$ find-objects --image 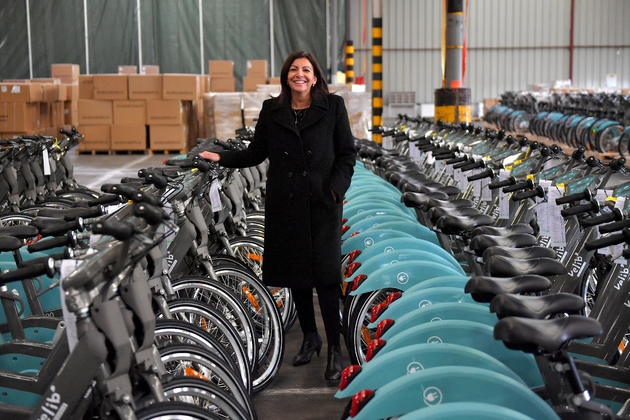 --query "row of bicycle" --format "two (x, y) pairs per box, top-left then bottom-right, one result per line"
(0, 130), (283, 419)
(334, 118), (630, 419)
